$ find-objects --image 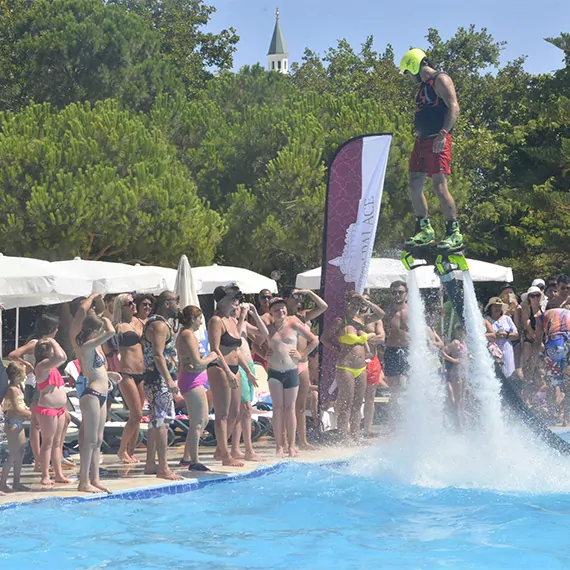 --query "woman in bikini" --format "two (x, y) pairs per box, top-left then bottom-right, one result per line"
(114, 293), (146, 464)
(76, 314), (115, 493)
(231, 302), (268, 462)
(34, 338), (70, 487)
(0, 363), (32, 492)
(176, 305), (219, 471)
(521, 286), (546, 383)
(281, 287), (328, 450)
(265, 297), (319, 458)
(321, 291), (384, 440)
(207, 284), (258, 467)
